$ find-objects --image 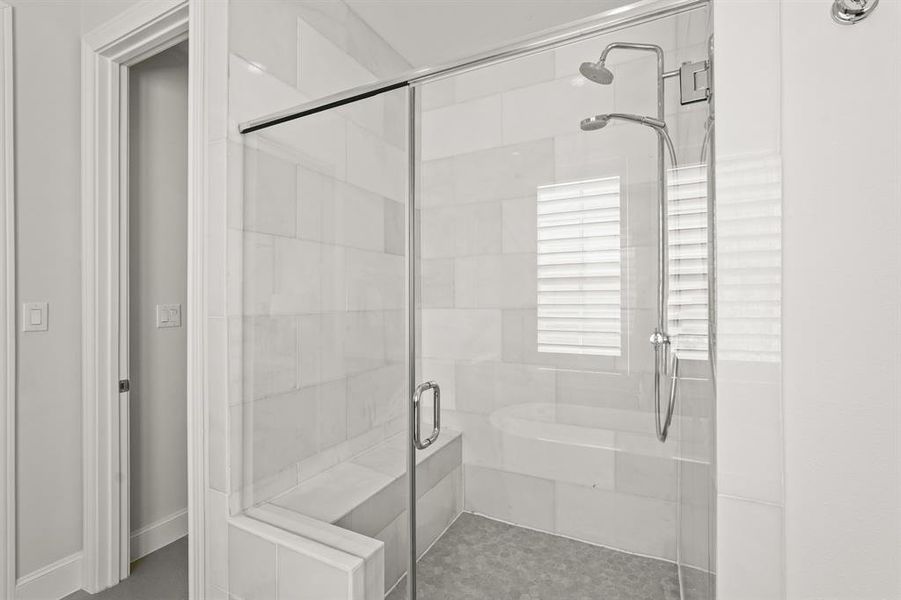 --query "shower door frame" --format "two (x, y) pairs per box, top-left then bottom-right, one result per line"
(236, 1), (712, 597)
